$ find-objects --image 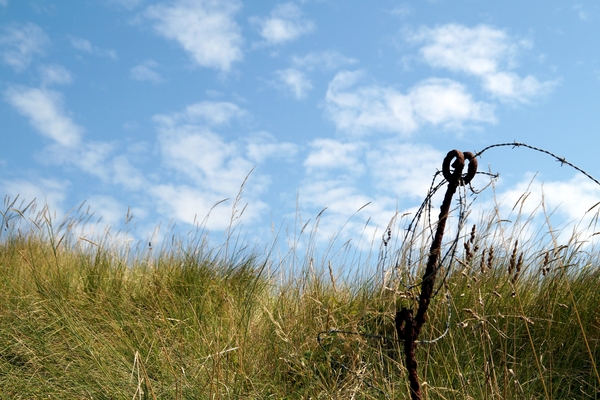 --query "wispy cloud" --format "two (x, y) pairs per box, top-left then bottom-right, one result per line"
(251, 2), (315, 45)
(4, 86), (83, 147)
(297, 139), (442, 245)
(84, 195), (128, 228)
(154, 101), (247, 127)
(0, 22), (50, 72)
(325, 70), (495, 136)
(70, 36), (117, 59)
(150, 183), (242, 229)
(152, 102), (257, 205)
(38, 64), (73, 86)
(572, 4), (590, 21)
(245, 132), (297, 164)
(143, 0), (243, 72)
(158, 127), (253, 189)
(300, 178), (372, 216)
(151, 101), (295, 229)
(366, 141), (443, 199)
(275, 68), (312, 99)
(107, 0), (143, 10)
(4, 75), (147, 194)
(390, 4), (412, 18)
(297, 176), (397, 246)
(109, 155), (147, 190)
(304, 139), (365, 175)
(291, 50), (357, 71)
(37, 136), (148, 193)
(130, 60), (163, 83)
(409, 24), (557, 103)
(274, 51), (357, 100)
